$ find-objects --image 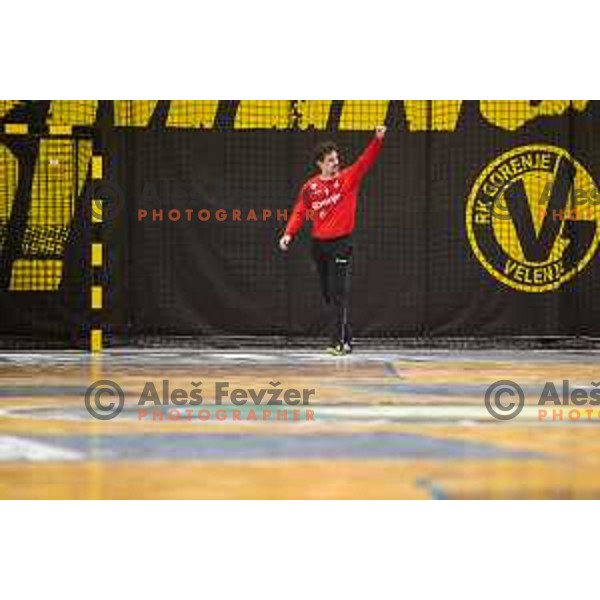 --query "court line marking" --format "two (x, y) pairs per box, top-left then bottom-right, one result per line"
(416, 478), (449, 500)
(383, 361), (402, 378)
(314, 405), (543, 422)
(0, 403), (557, 423)
(0, 436), (83, 462)
(1, 349), (600, 366)
(0, 432), (545, 462)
